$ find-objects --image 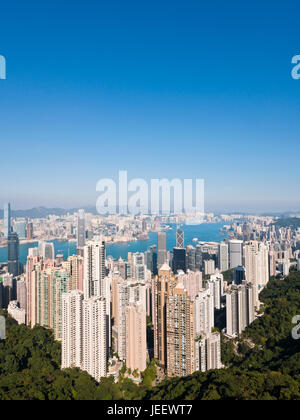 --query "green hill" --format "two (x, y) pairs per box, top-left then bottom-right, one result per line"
(1, 272), (300, 400)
